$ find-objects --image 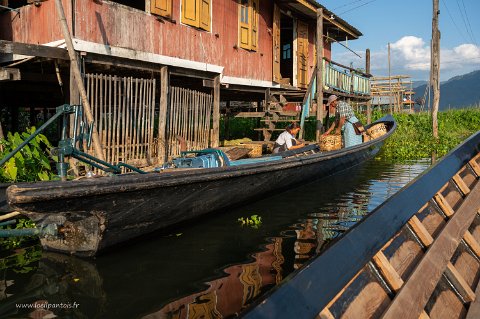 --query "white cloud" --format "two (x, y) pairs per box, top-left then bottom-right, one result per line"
(452, 44), (480, 60)
(390, 36), (430, 62)
(331, 36), (480, 80)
